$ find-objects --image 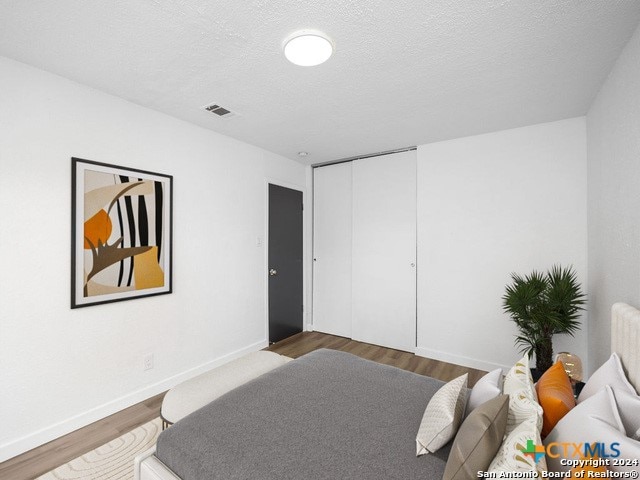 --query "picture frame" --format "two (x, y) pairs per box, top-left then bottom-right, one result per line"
(71, 157), (173, 308)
